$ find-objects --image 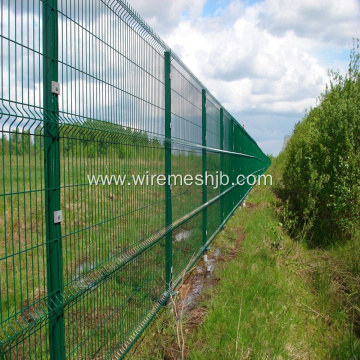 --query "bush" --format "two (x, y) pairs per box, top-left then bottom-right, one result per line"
(279, 40), (360, 245)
